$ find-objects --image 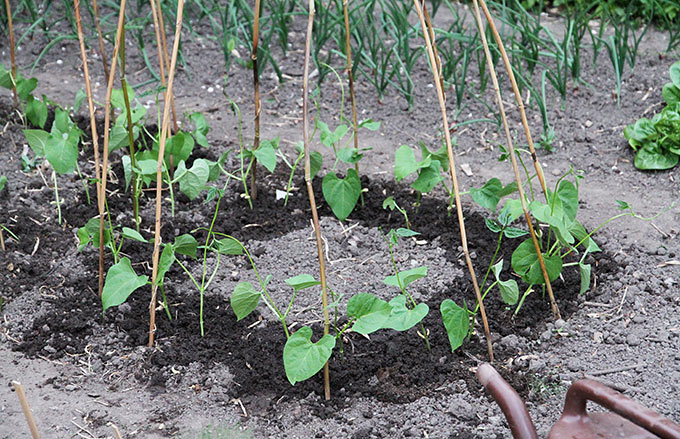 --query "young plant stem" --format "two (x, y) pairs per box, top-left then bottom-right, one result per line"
(118, 25), (141, 231)
(342, 0), (361, 203)
(477, 0), (549, 201)
(91, 0), (110, 82)
(149, 0), (184, 347)
(471, 0), (560, 320)
(52, 171), (62, 225)
(4, 0), (17, 108)
(74, 0), (105, 295)
(303, 0), (331, 400)
(250, 0), (262, 201)
(100, 0), (128, 297)
(413, 0), (494, 362)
